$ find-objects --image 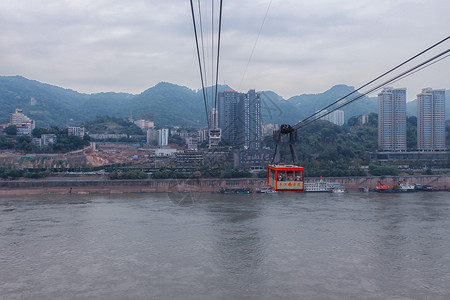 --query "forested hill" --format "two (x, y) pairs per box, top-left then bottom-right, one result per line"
(1, 76), (448, 127)
(0, 76), (206, 127)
